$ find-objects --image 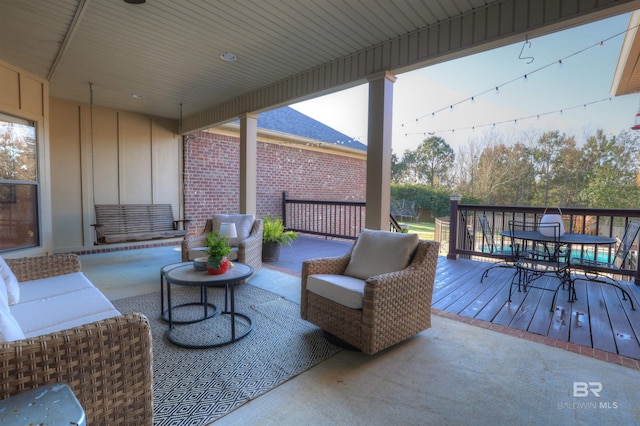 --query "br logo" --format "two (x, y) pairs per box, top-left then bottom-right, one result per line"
(573, 382), (602, 397)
